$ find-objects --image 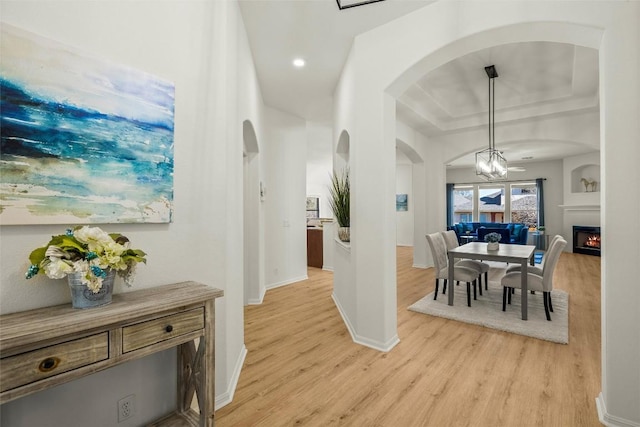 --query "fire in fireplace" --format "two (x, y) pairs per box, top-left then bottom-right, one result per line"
(573, 226), (601, 256)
